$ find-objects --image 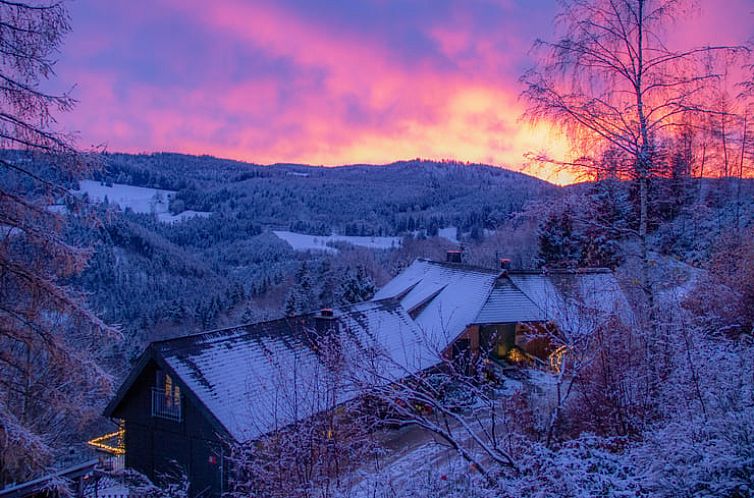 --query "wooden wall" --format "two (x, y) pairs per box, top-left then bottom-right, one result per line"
(110, 360), (228, 497)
